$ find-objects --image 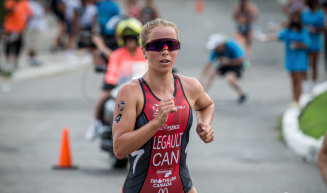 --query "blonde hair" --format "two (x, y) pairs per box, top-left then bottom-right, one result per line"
(140, 18), (179, 47)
